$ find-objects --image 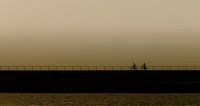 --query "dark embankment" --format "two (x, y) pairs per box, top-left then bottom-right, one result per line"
(0, 71), (200, 93)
